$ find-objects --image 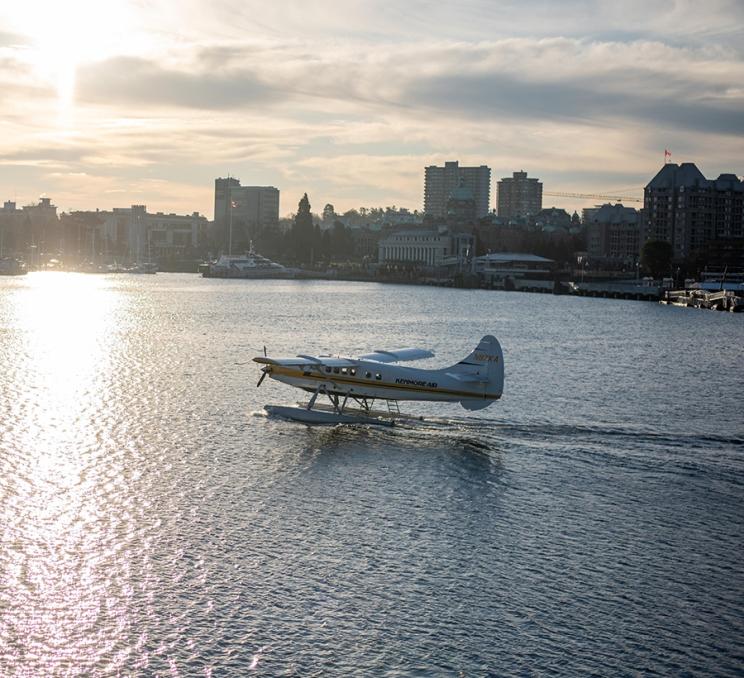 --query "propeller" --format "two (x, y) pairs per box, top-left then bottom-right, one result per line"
(256, 367), (268, 388)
